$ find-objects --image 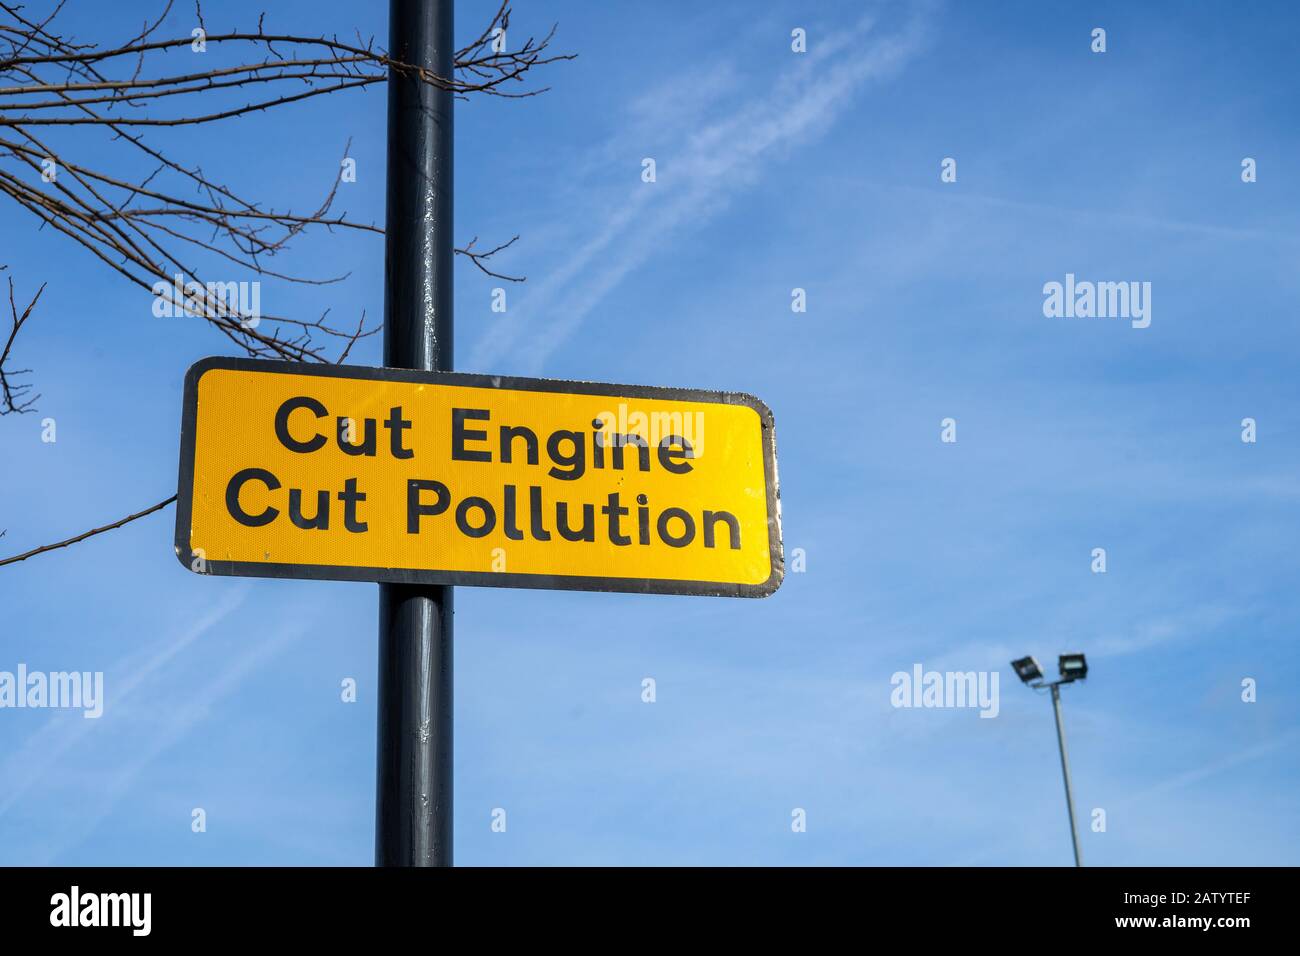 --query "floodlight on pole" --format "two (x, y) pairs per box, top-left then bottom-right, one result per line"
(1011, 652), (1088, 867)
(1058, 653), (1088, 682)
(1012, 656), (1043, 684)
